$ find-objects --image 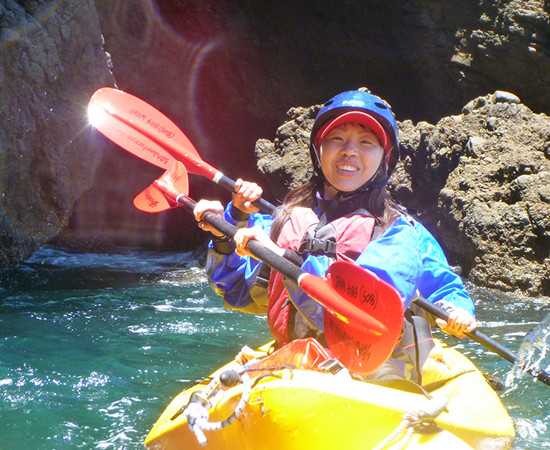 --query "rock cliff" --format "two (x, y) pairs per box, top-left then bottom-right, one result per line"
(0, 0), (114, 265)
(396, 92), (550, 296)
(256, 90), (550, 295)
(1, 0), (549, 297)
